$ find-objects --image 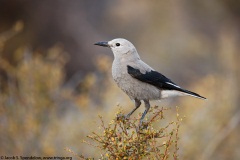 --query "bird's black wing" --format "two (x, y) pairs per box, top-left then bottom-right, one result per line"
(127, 65), (180, 90)
(127, 65), (206, 99)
